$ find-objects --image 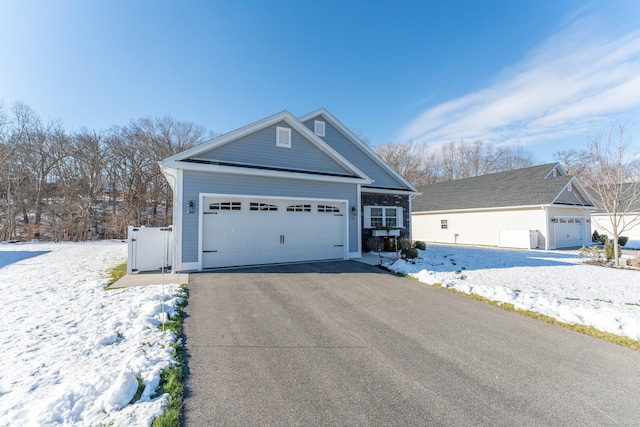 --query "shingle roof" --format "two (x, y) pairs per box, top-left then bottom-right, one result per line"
(587, 183), (640, 214)
(413, 163), (582, 212)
